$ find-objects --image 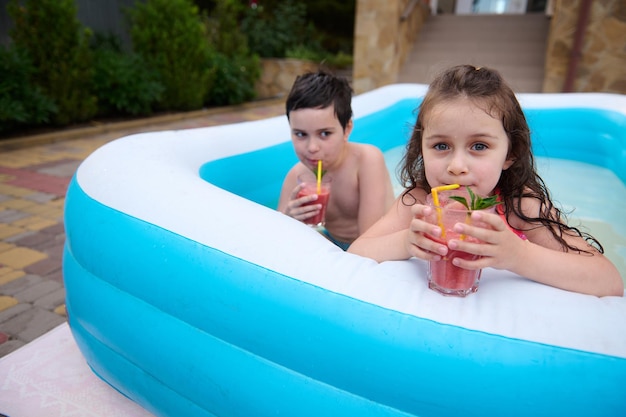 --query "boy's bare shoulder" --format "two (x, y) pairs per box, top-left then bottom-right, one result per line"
(348, 142), (385, 161)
